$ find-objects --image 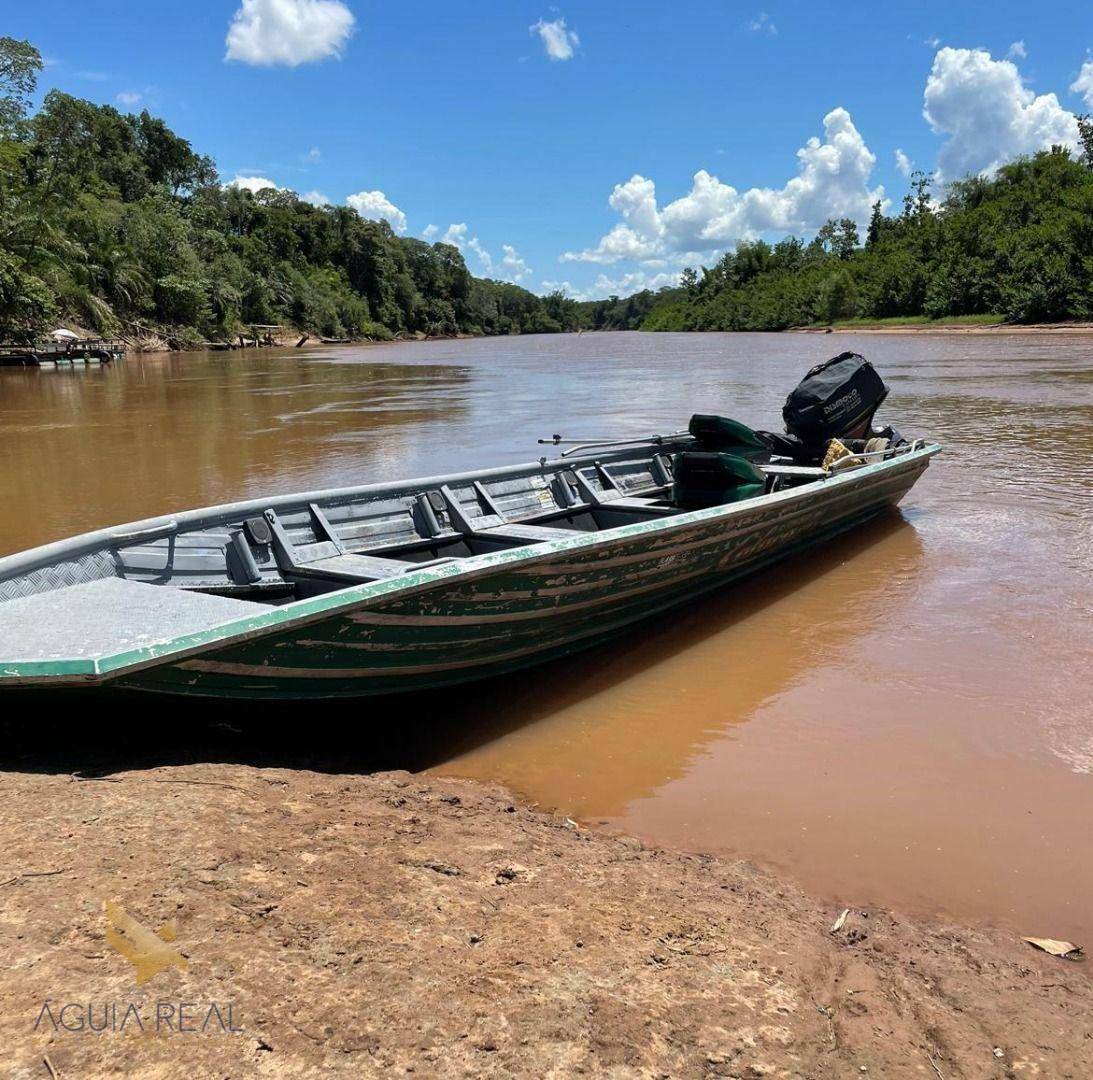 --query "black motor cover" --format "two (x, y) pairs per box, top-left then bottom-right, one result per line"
(782, 352), (888, 448)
